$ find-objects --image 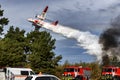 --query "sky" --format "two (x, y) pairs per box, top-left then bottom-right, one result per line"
(0, 0), (120, 64)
